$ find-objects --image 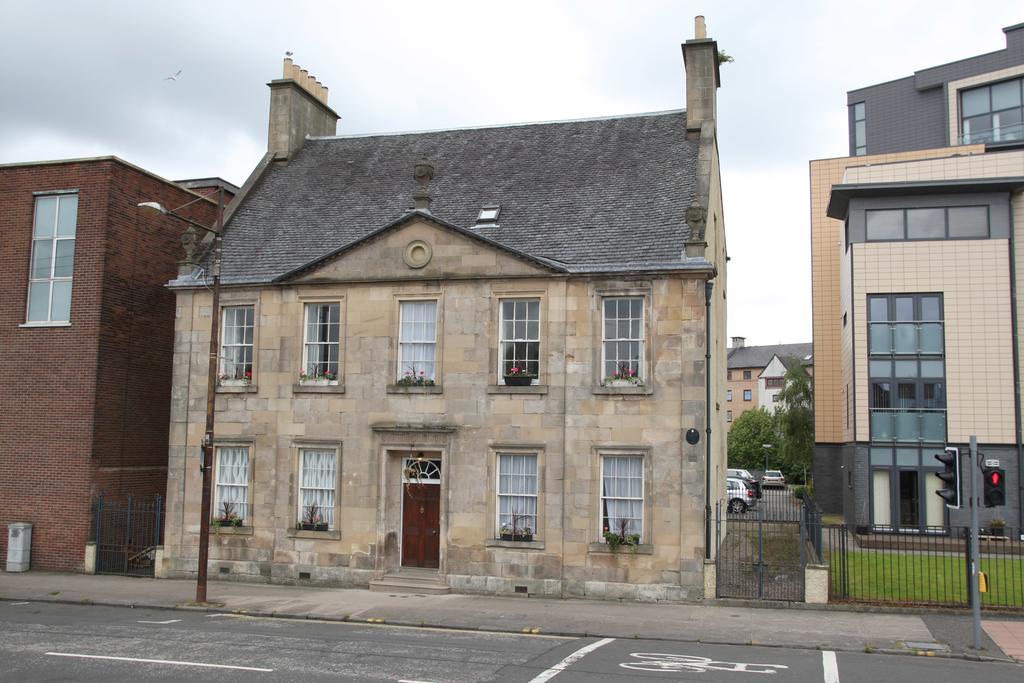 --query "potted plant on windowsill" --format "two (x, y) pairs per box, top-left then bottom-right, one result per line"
(502, 363), (536, 387)
(602, 361), (642, 387)
(298, 368), (338, 386)
(988, 517), (1006, 537)
(218, 371), (252, 387)
(396, 367), (436, 387)
(299, 504), (329, 532)
(213, 501), (244, 528)
(499, 511), (533, 541)
(603, 518), (640, 553)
